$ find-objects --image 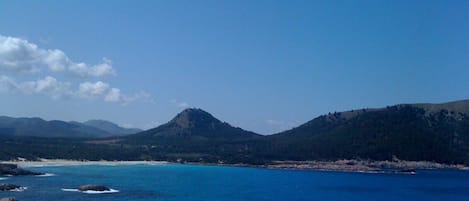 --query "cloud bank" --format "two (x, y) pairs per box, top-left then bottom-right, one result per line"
(0, 35), (115, 77)
(0, 75), (72, 99)
(0, 34), (151, 105)
(0, 75), (149, 104)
